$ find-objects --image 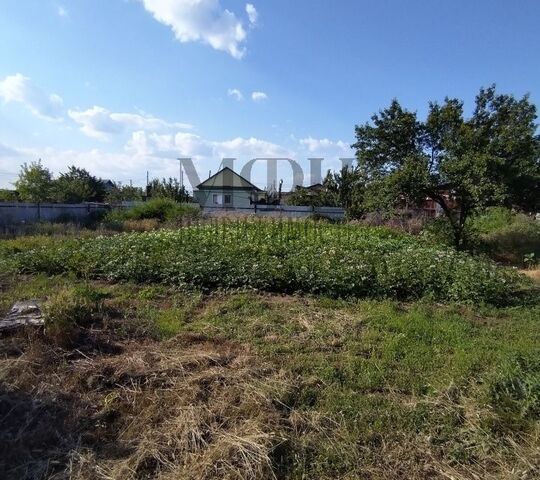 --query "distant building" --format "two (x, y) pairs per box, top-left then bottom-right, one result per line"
(281, 183), (325, 206)
(102, 179), (116, 192)
(194, 167), (262, 209)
